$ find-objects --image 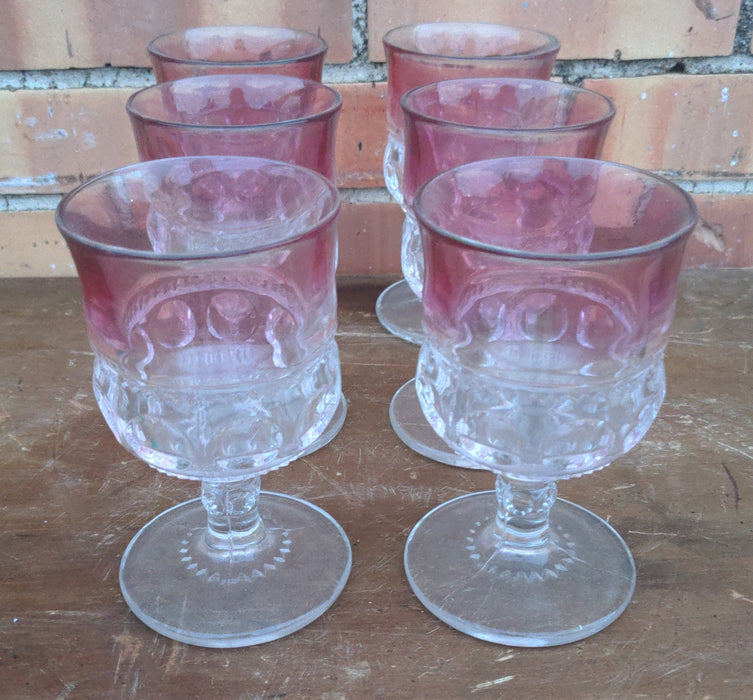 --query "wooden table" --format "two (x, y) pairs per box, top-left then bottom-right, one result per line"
(1, 270), (751, 698)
